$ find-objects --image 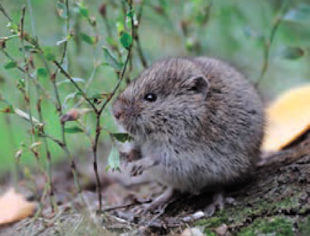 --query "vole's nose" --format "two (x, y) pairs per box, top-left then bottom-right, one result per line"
(112, 100), (123, 120)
